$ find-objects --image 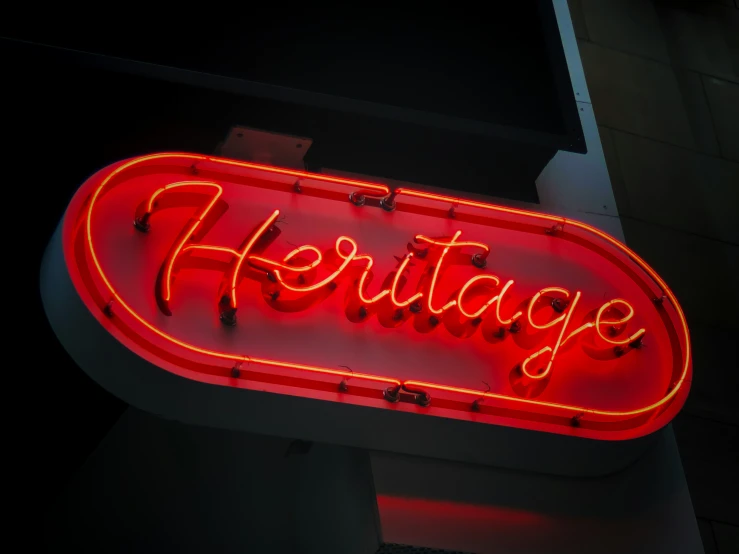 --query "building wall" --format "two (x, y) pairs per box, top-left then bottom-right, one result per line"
(568, 1), (739, 552)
